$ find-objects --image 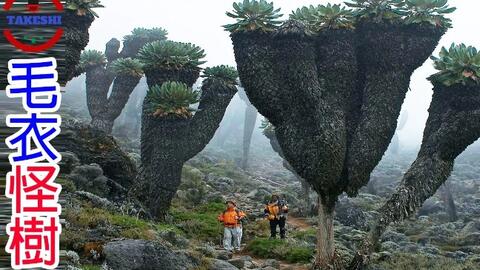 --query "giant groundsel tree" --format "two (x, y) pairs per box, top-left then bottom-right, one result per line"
(225, 0), (453, 268)
(64, 0), (104, 84)
(349, 43), (480, 269)
(130, 40), (238, 219)
(261, 120), (313, 215)
(78, 28), (167, 132)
